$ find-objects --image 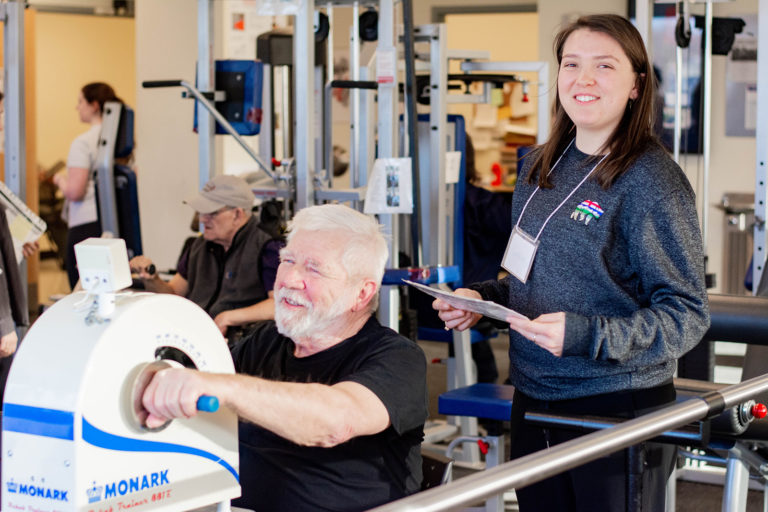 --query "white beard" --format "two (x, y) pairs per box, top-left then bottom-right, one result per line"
(274, 288), (352, 340)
